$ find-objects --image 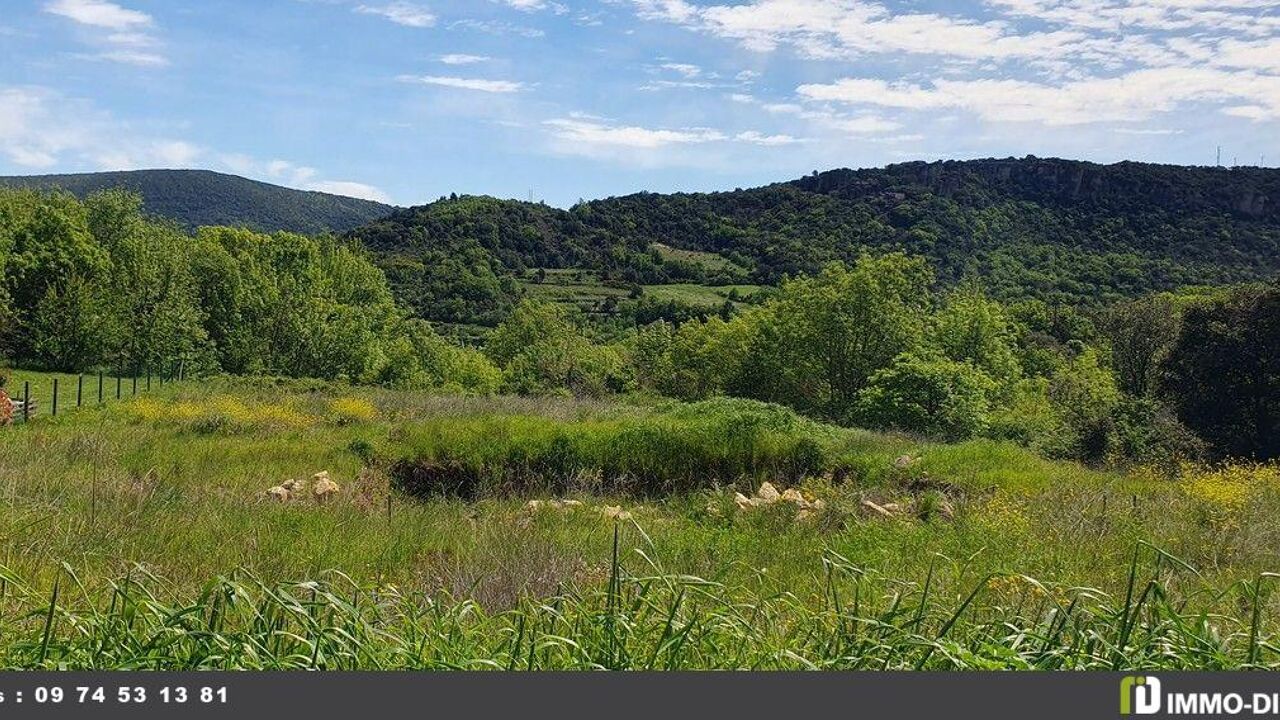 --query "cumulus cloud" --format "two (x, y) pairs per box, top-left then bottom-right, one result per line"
(629, 0), (1086, 65)
(541, 116), (812, 165)
(630, 0), (1280, 134)
(735, 130), (804, 145)
(397, 74), (525, 93)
